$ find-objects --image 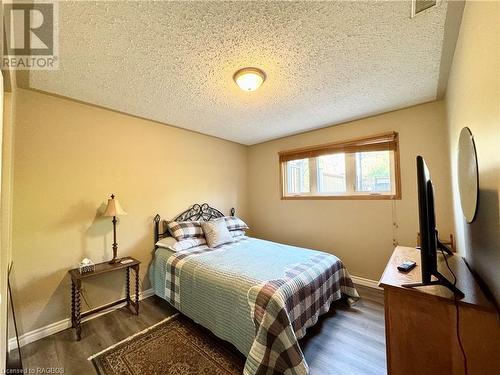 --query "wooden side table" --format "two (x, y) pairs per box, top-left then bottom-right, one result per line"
(68, 257), (140, 341)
